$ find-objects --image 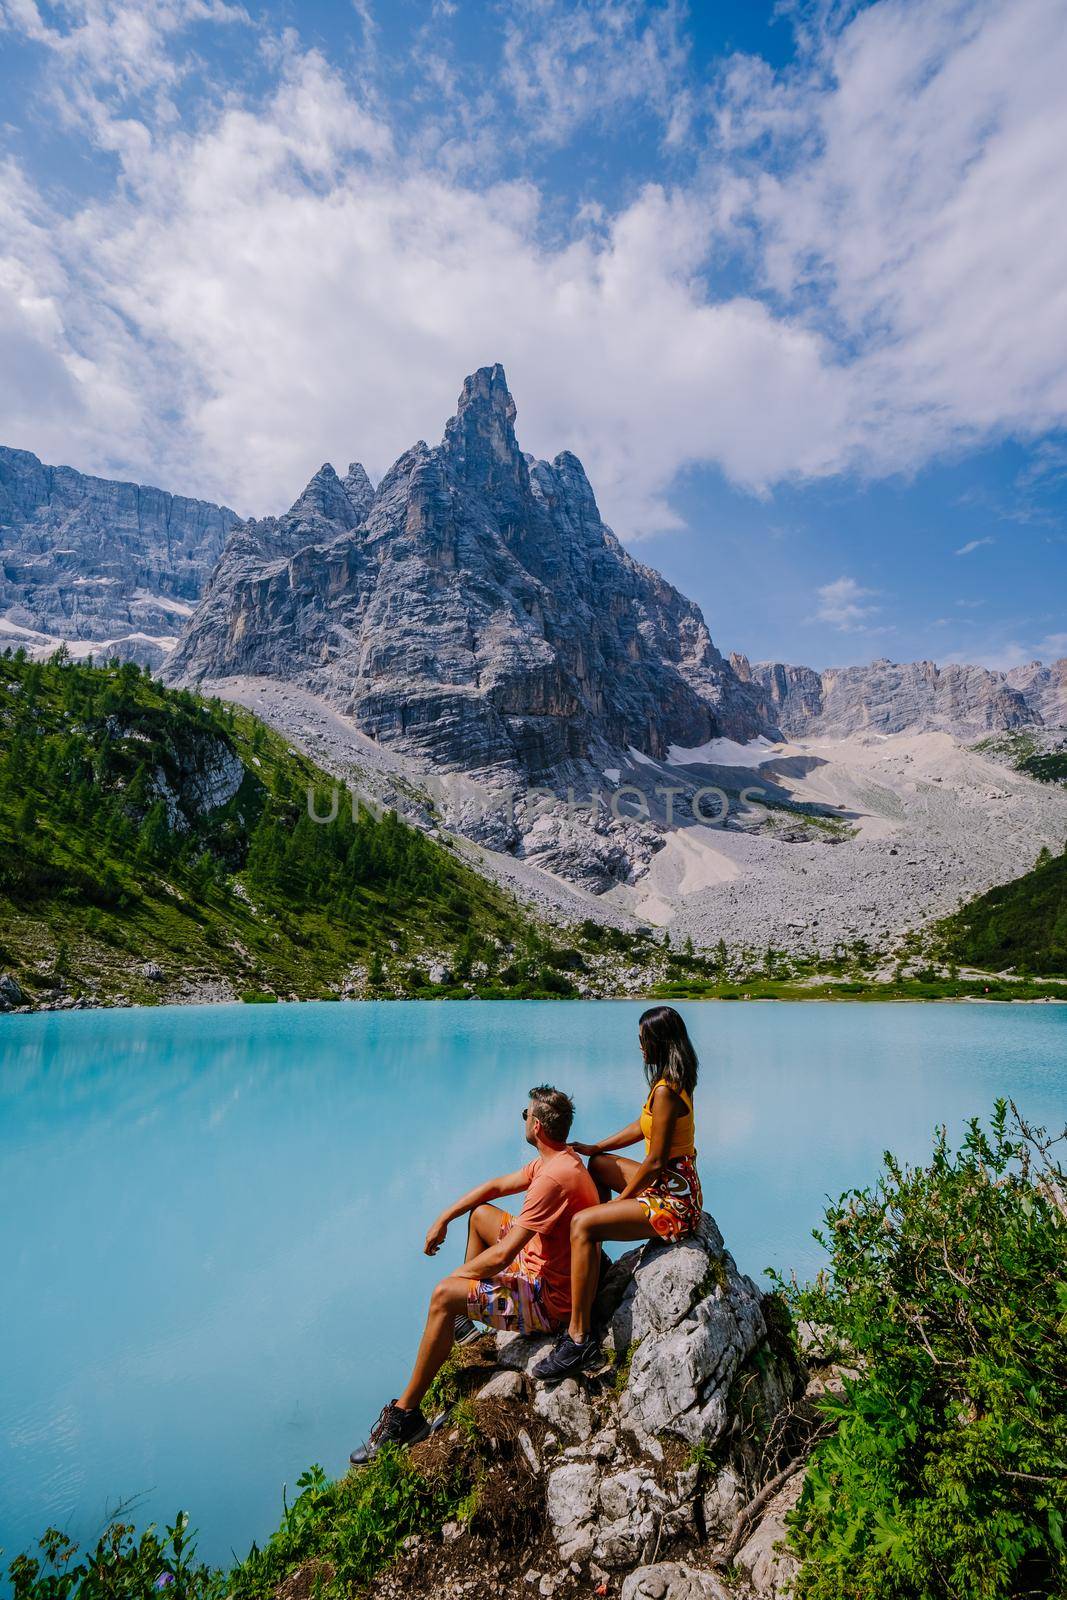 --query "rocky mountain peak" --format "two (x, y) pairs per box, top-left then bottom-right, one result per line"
(343, 462), (375, 520)
(290, 462), (364, 531)
(442, 363), (528, 516)
(167, 366), (774, 827)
